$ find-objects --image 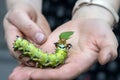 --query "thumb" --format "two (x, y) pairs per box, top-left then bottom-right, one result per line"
(7, 12), (46, 44)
